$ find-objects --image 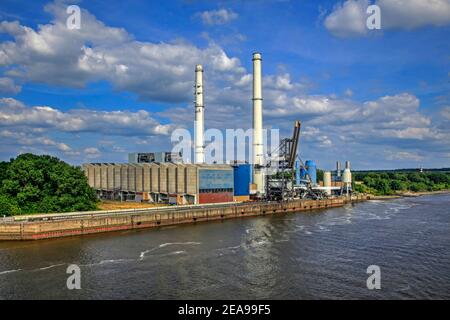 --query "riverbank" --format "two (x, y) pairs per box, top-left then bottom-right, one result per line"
(0, 196), (369, 241)
(363, 189), (449, 200)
